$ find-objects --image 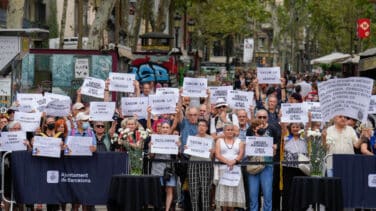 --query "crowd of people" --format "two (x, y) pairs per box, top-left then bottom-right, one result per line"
(0, 68), (375, 211)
